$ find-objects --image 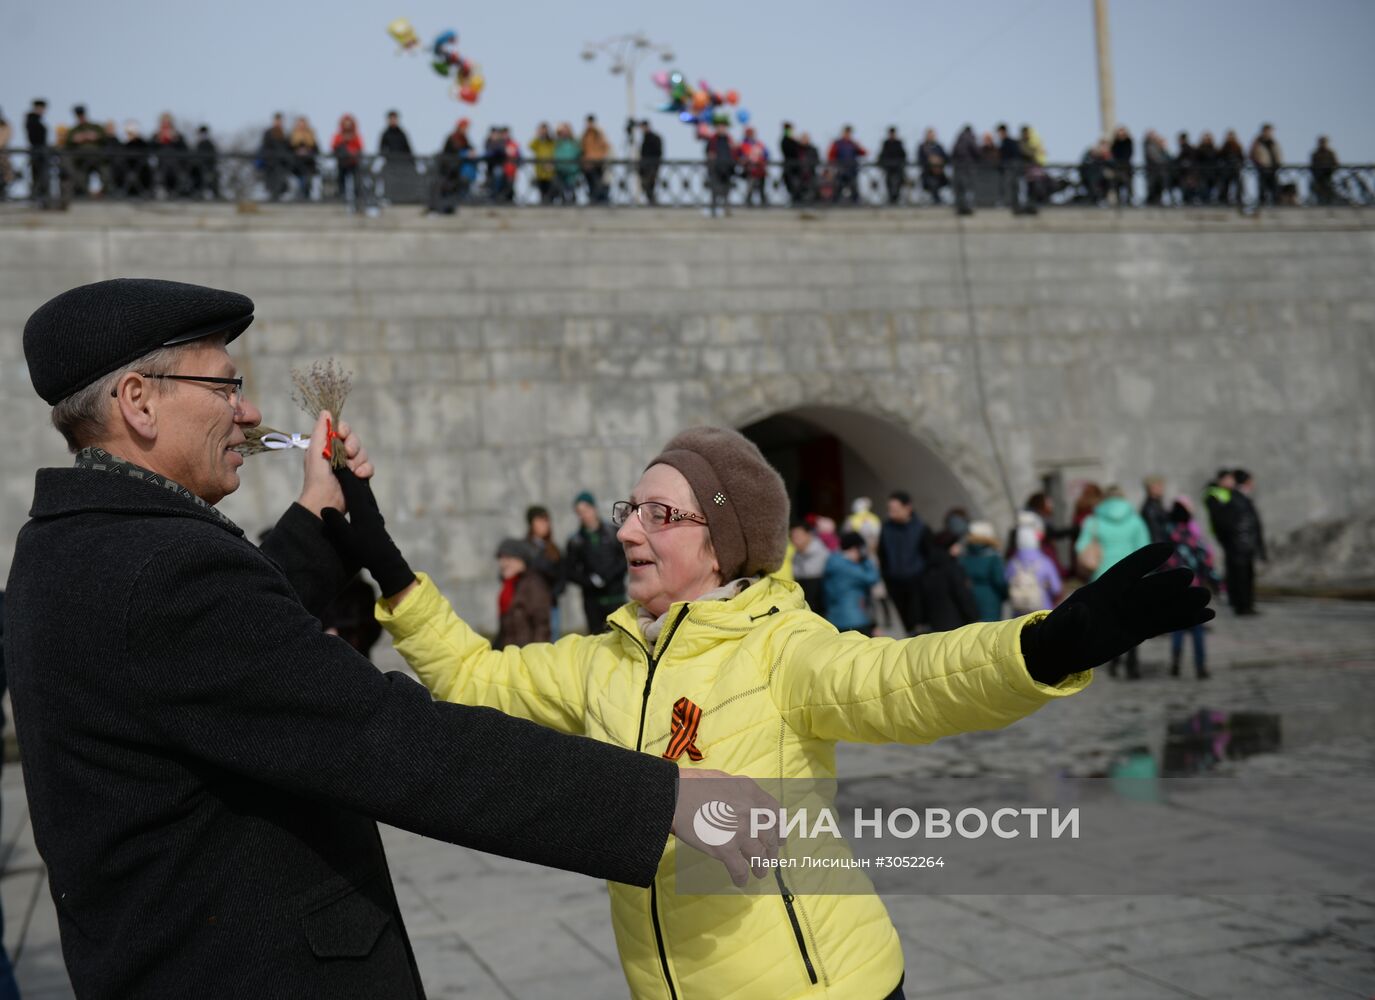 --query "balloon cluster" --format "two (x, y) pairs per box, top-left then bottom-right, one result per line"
(431, 30), (485, 103)
(652, 71), (750, 140)
(386, 19), (485, 103)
